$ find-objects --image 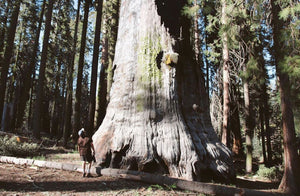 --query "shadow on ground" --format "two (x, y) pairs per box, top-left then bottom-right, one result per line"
(0, 178), (150, 193)
(235, 178), (280, 190)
